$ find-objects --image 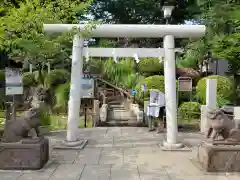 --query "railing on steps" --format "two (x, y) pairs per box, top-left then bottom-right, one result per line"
(96, 78), (132, 105)
(95, 78), (144, 125)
